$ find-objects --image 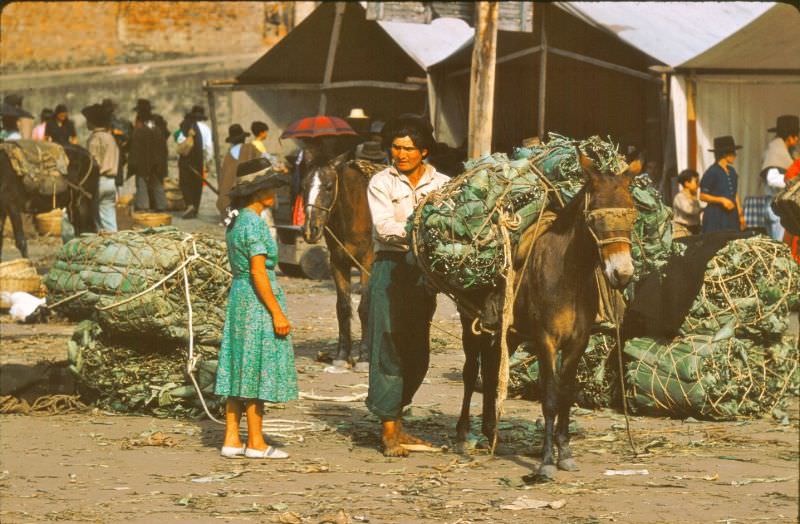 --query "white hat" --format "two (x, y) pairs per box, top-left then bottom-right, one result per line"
(347, 108), (368, 119)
